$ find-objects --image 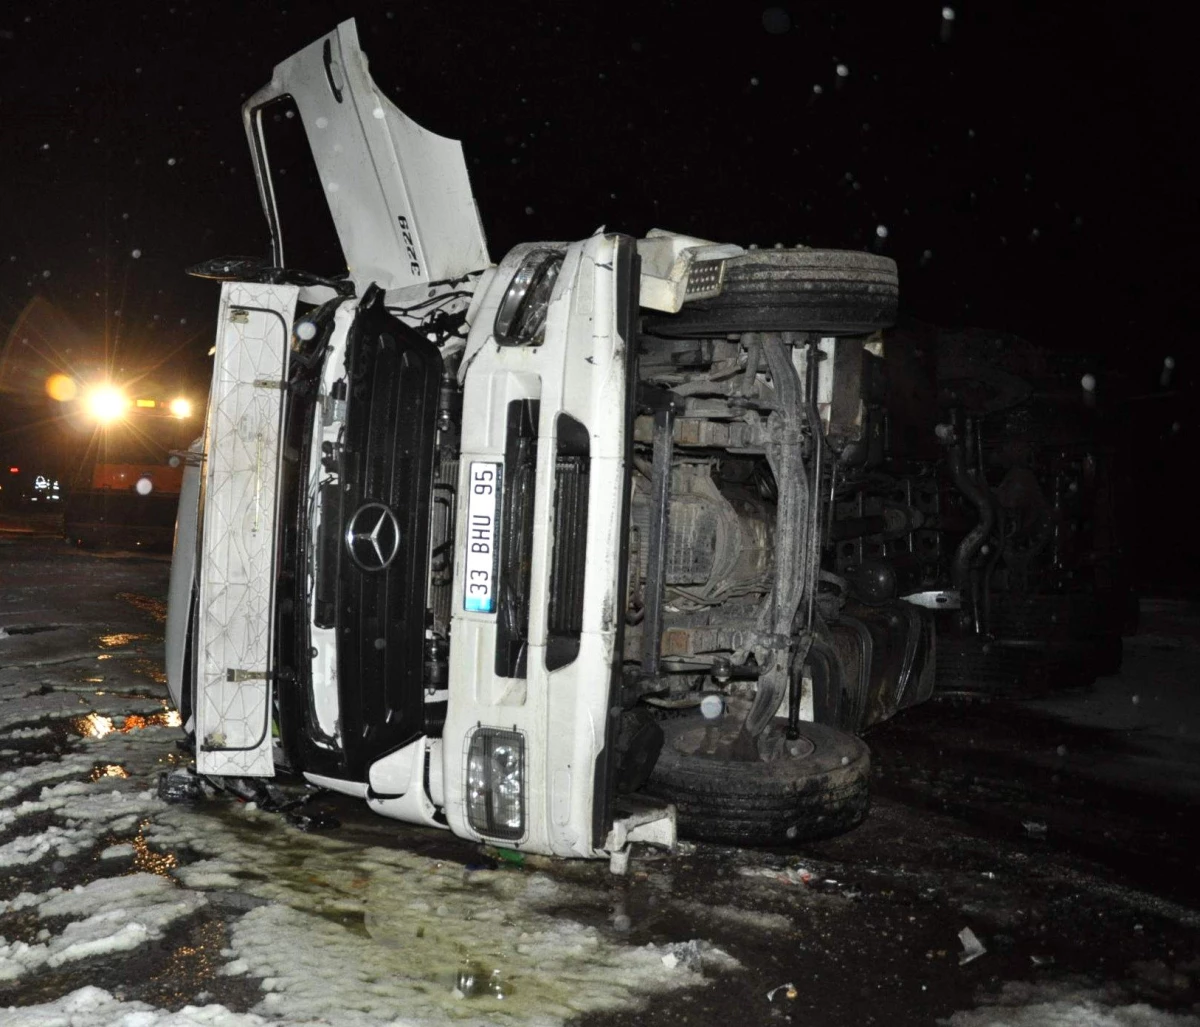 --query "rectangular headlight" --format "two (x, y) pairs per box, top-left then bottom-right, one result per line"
(466, 728), (525, 840)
